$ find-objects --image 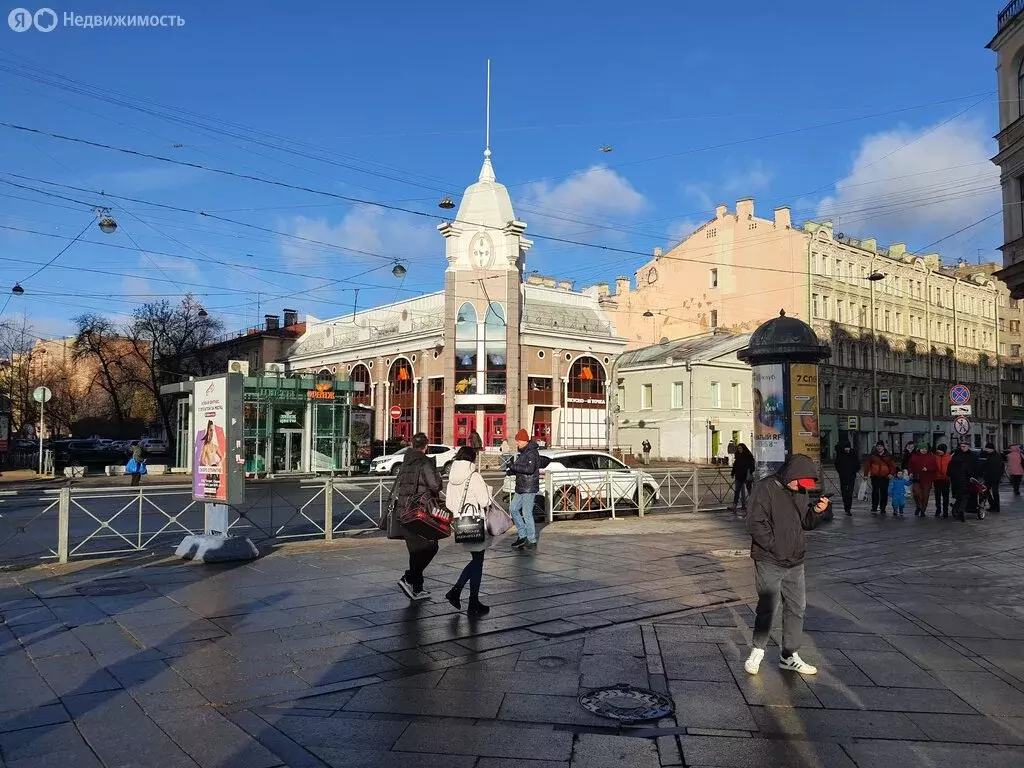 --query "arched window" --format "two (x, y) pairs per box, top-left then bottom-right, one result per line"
(388, 358), (414, 441)
(566, 356), (606, 404)
(351, 364), (371, 407)
(455, 302), (478, 394)
(484, 303), (506, 395)
(563, 356), (607, 448)
(1018, 56), (1024, 117)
